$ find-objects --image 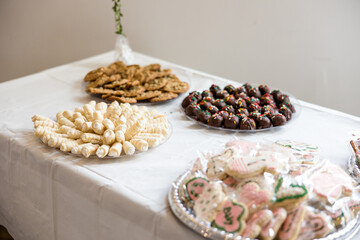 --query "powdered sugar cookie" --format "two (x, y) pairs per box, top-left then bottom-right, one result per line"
(241, 209), (273, 239)
(298, 208), (332, 240)
(194, 182), (226, 222)
(311, 163), (354, 202)
(278, 205), (306, 240)
(273, 177), (308, 209)
(237, 181), (272, 214)
(184, 177), (209, 201)
(260, 208), (287, 240)
(212, 199), (248, 234)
